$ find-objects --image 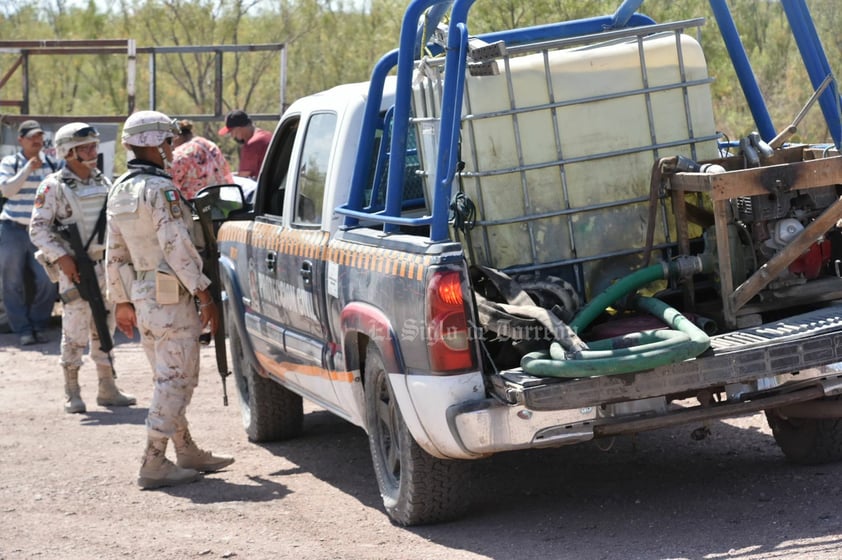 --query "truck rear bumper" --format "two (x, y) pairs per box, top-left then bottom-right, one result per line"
(422, 305), (842, 458)
(451, 372), (842, 455)
(448, 305), (842, 456)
